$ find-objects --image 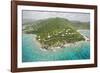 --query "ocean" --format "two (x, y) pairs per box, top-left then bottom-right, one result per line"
(22, 30), (90, 62)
